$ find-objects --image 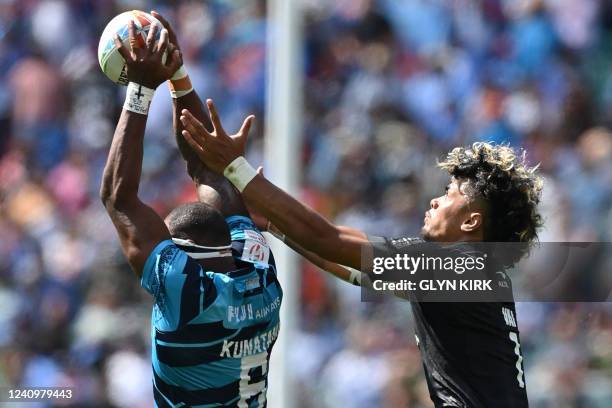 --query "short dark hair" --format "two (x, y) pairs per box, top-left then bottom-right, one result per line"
(438, 142), (543, 245)
(165, 202), (231, 247)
